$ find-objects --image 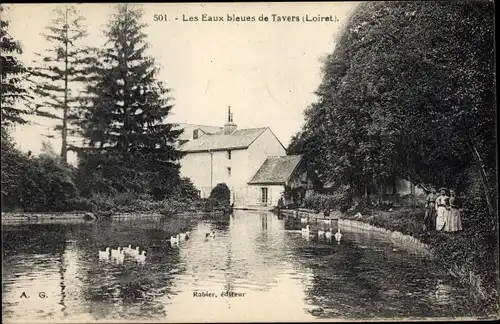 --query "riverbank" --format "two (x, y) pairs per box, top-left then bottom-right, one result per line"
(277, 207), (498, 314)
(1, 208), (231, 226)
